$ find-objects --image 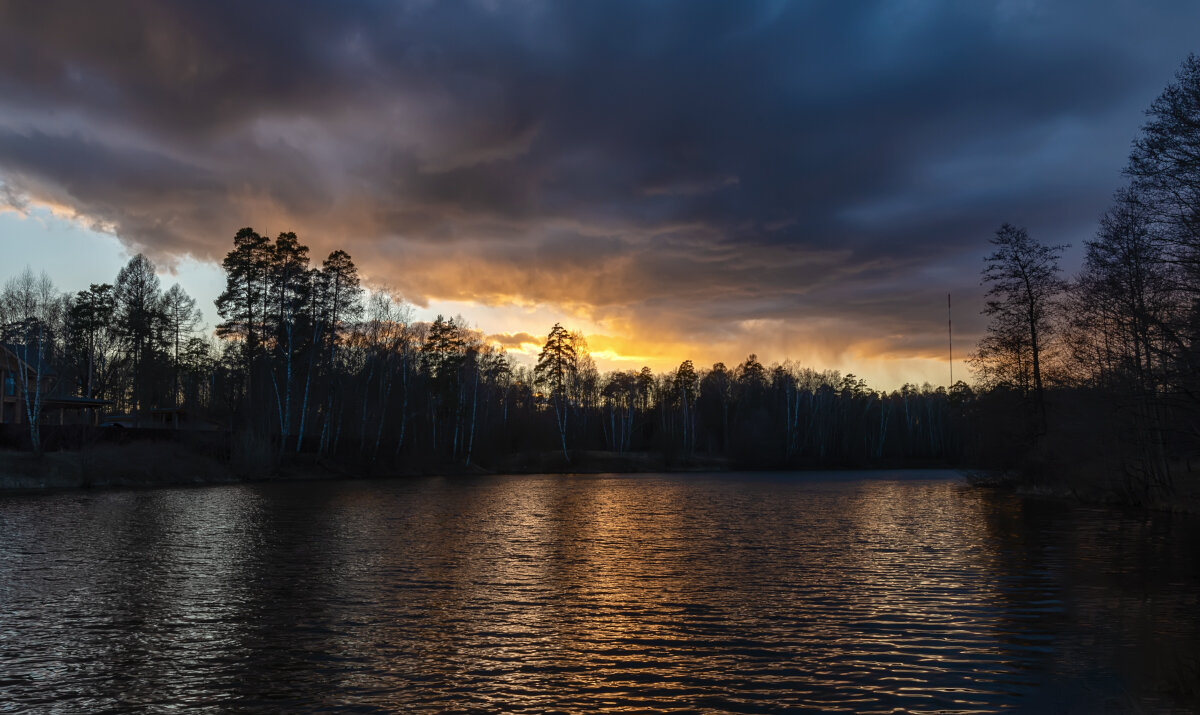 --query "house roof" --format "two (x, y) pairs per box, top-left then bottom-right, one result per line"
(43, 396), (113, 407)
